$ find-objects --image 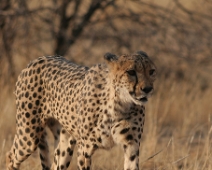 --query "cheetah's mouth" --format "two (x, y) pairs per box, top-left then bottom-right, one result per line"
(138, 97), (148, 102)
(129, 91), (148, 104)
